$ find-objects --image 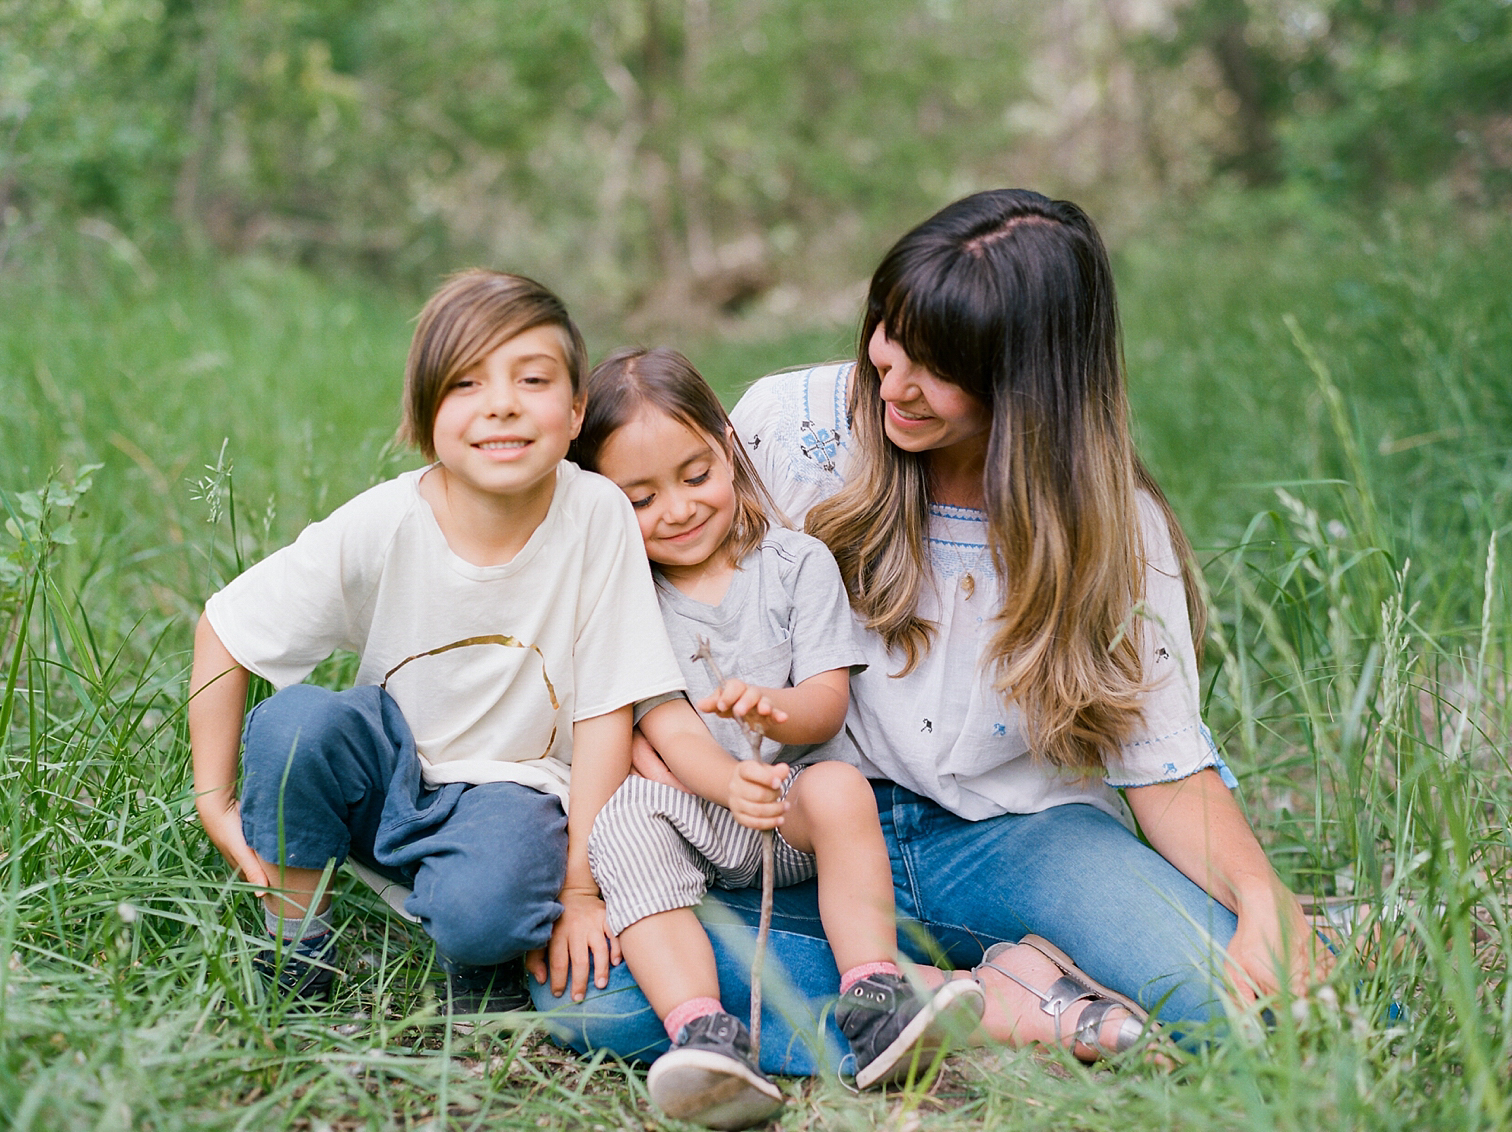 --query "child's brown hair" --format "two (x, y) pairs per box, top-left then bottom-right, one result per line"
(572, 347), (784, 564)
(401, 270), (588, 461)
